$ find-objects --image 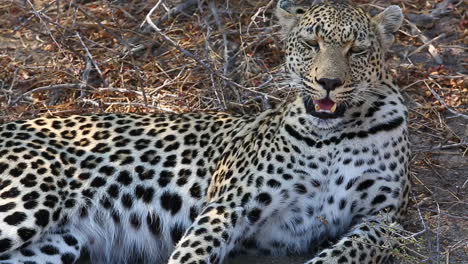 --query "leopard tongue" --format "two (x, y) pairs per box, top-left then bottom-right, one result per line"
(313, 98), (337, 113)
